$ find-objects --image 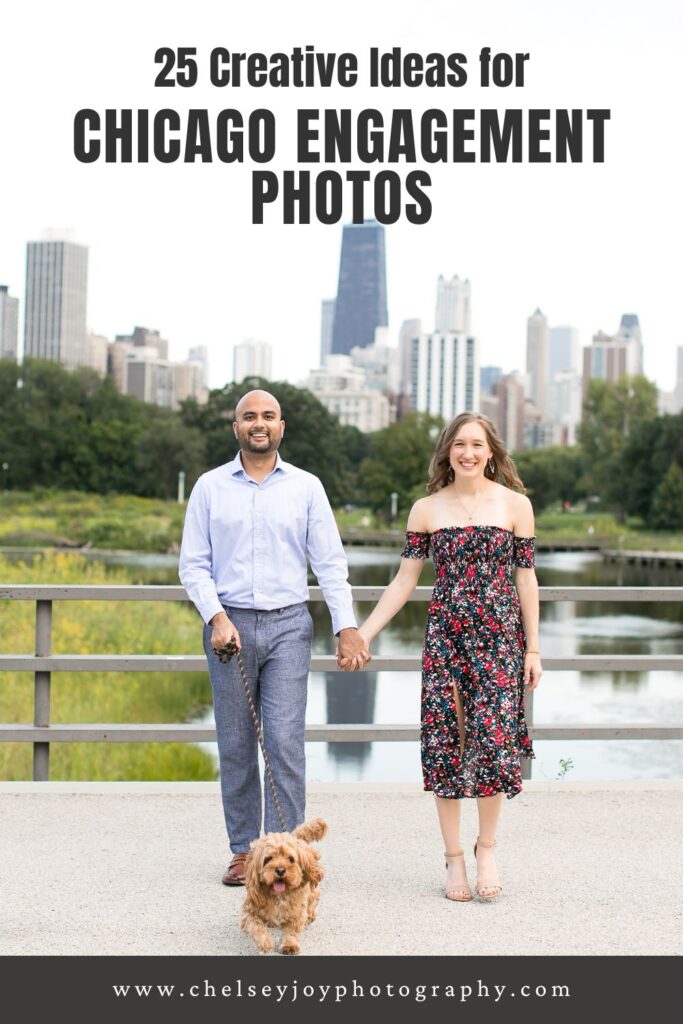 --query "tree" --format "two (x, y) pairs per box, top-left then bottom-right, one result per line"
(649, 462), (683, 531)
(133, 413), (206, 499)
(0, 359), (207, 498)
(610, 412), (683, 522)
(358, 412), (444, 517)
(512, 445), (586, 512)
(576, 375), (658, 508)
